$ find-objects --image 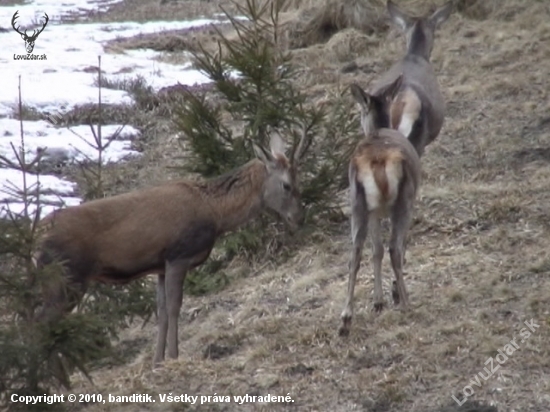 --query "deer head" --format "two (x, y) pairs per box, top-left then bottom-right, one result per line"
(253, 131), (308, 231)
(387, 1), (452, 60)
(350, 74), (404, 136)
(12, 11), (49, 54)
